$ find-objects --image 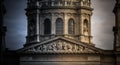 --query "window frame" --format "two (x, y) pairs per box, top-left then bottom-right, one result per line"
(56, 18), (64, 34)
(68, 18), (75, 34)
